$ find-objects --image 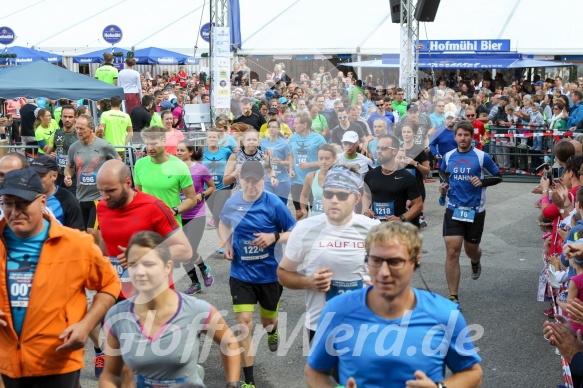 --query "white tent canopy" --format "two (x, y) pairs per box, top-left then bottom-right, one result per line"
(0, 0), (580, 57)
